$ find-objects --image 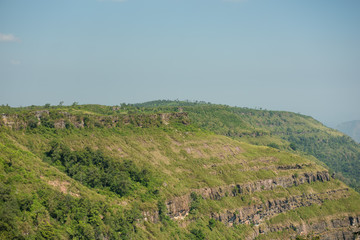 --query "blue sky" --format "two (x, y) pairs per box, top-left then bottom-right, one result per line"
(1, 0), (359, 126)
